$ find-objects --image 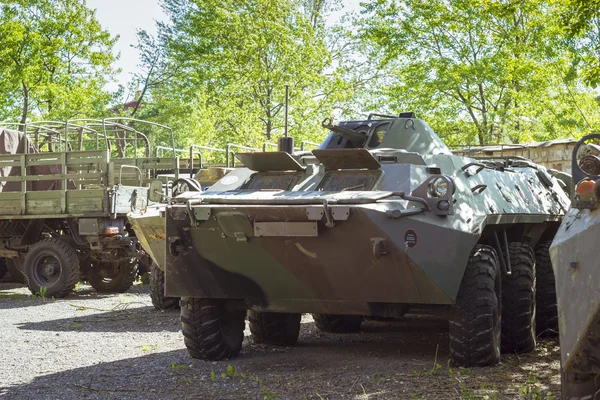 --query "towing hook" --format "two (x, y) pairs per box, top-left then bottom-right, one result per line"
(323, 199), (335, 228)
